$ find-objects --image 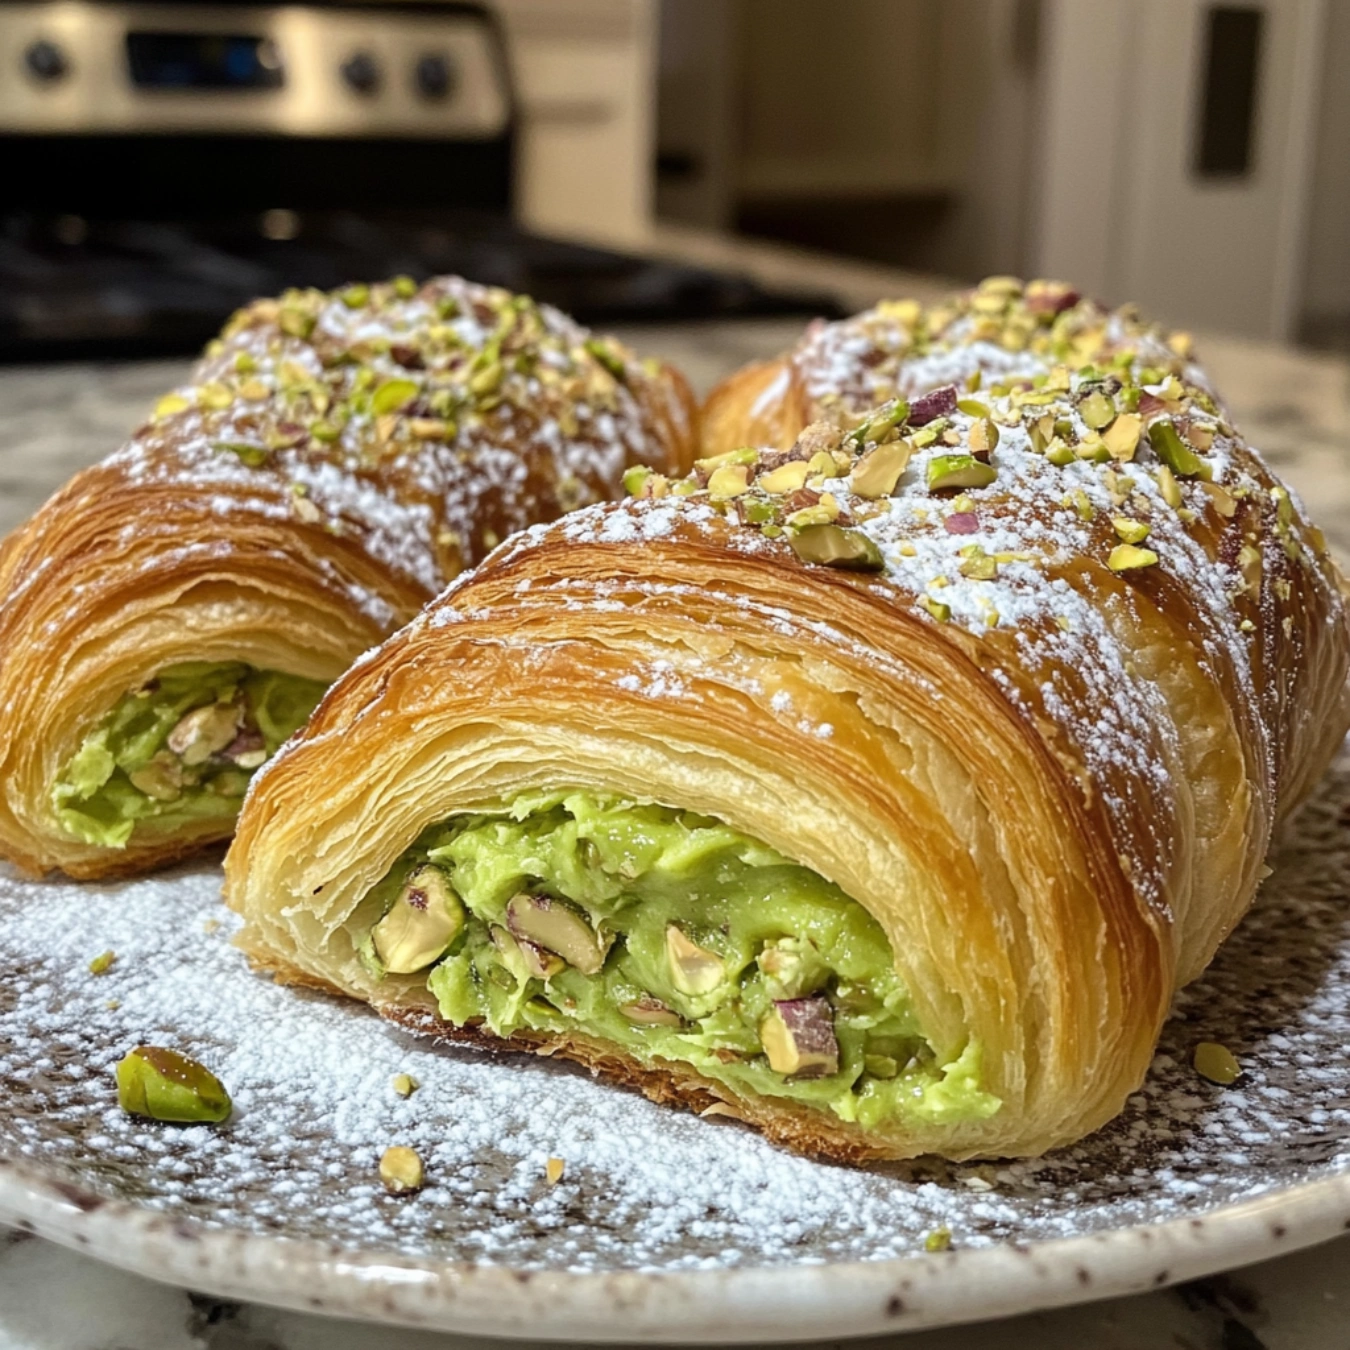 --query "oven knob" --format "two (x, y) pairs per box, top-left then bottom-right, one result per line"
(340, 50), (380, 95)
(413, 52), (456, 101)
(24, 39), (68, 82)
